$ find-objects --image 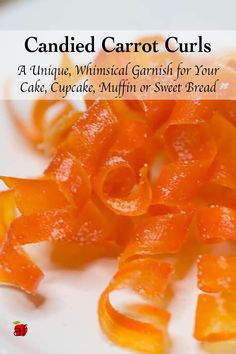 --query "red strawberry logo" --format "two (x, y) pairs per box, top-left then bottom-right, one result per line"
(13, 321), (28, 336)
